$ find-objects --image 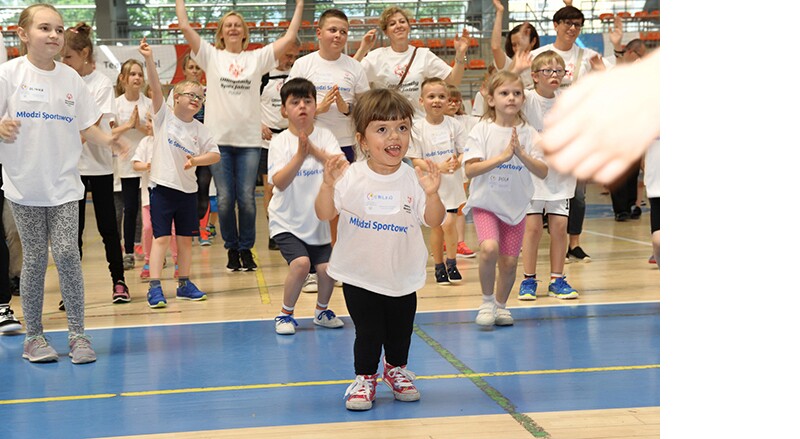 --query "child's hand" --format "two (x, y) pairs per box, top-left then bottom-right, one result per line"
(454, 28), (469, 58)
(0, 118), (21, 143)
(439, 156), (457, 174)
(332, 85), (348, 114)
(501, 127), (517, 162)
(610, 16), (623, 48)
(511, 49), (533, 75)
(322, 155), (349, 187)
(416, 159), (441, 196)
(317, 90), (336, 114)
(451, 153), (461, 170)
(111, 133), (130, 158)
(138, 37), (152, 59)
(589, 54), (606, 72)
(297, 130), (311, 158)
(128, 105), (140, 130)
(184, 155), (195, 170)
(492, 0), (505, 13)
